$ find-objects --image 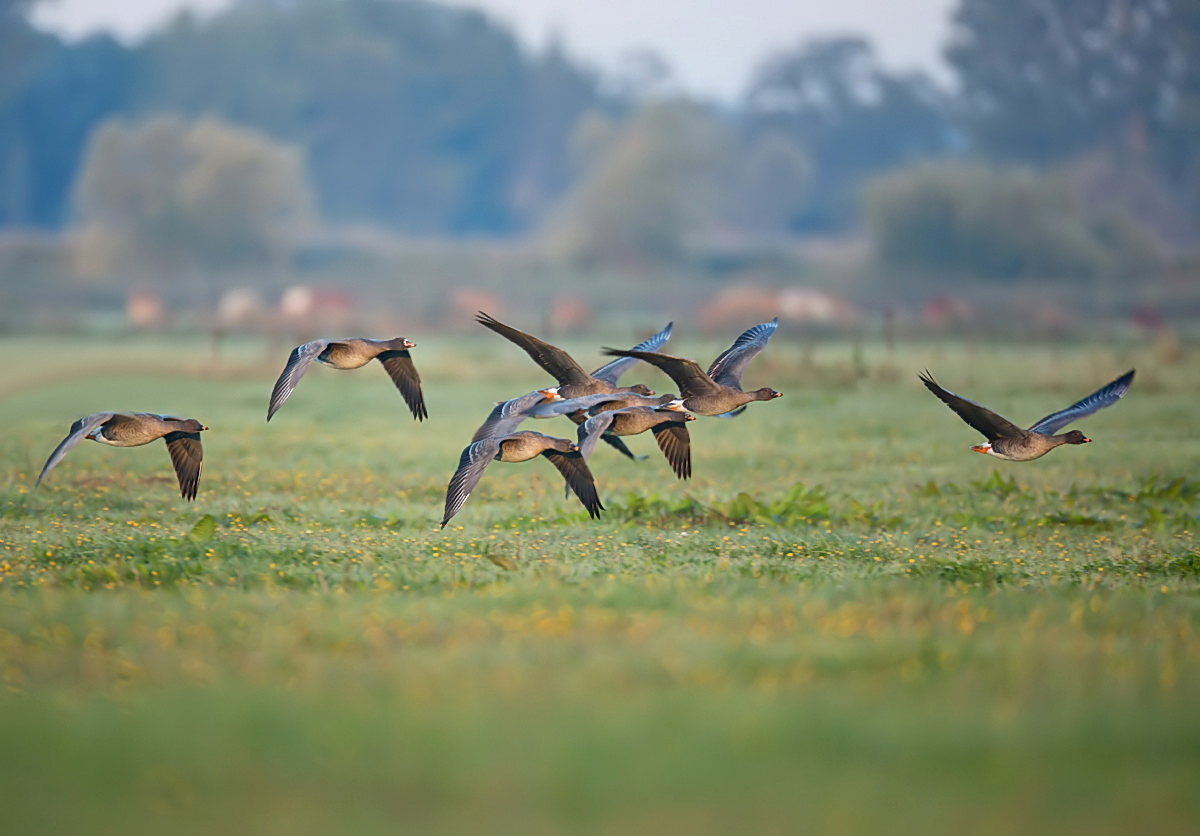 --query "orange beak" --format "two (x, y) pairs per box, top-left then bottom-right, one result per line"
(538, 388), (563, 401)
(970, 445), (990, 454)
(404, 339), (416, 349)
(1082, 437), (1092, 443)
